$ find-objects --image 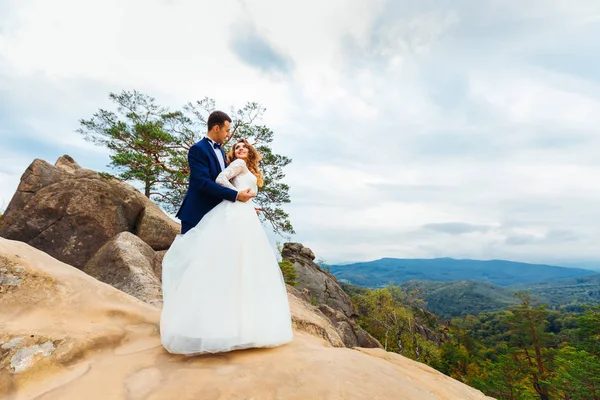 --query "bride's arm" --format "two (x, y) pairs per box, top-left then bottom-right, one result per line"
(215, 159), (246, 191)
